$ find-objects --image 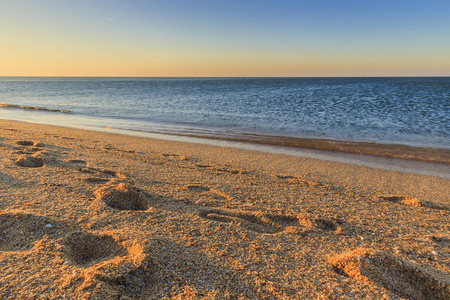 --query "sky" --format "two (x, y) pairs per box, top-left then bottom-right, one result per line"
(1, 0), (449, 77)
